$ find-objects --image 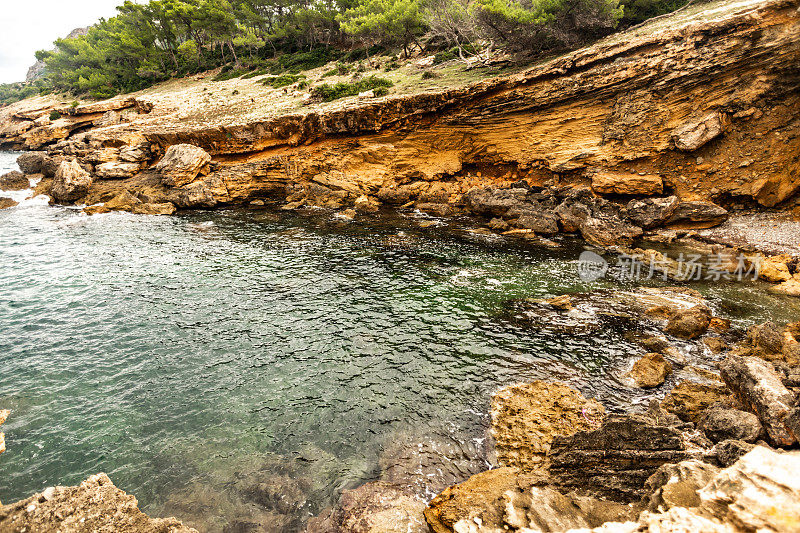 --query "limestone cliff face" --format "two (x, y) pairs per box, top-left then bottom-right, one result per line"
(2, 0), (799, 215)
